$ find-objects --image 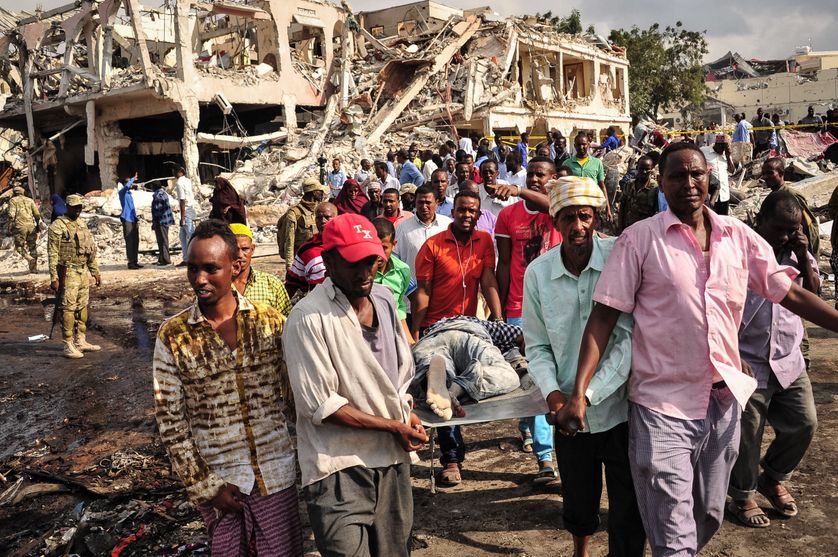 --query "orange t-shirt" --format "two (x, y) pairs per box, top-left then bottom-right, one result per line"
(415, 226), (496, 327)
